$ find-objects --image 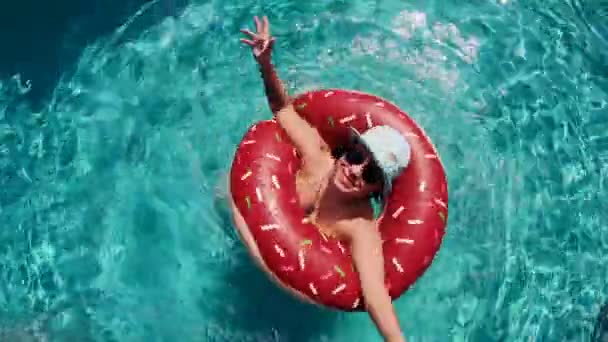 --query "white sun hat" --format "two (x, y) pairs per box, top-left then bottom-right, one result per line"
(349, 125), (412, 200)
